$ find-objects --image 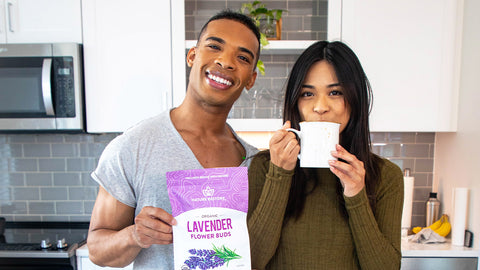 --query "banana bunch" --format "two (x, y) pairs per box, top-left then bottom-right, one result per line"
(412, 214), (451, 237)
